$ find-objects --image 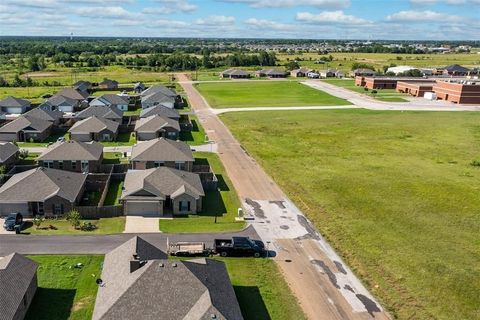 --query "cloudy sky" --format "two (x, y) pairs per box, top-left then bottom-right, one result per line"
(0, 0), (479, 40)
